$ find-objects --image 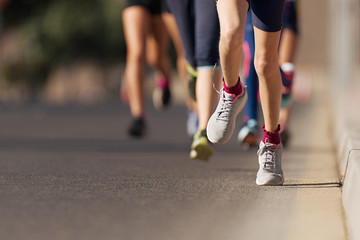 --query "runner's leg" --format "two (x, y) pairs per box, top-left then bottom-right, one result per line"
(122, 6), (151, 118)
